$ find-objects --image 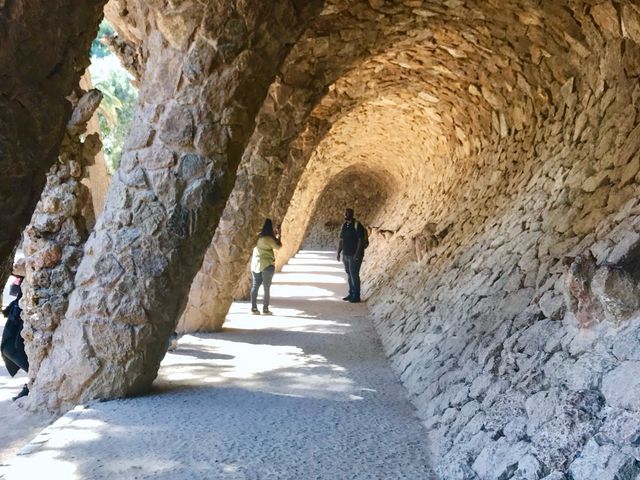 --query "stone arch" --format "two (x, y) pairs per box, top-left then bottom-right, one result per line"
(181, 0), (634, 337)
(301, 165), (394, 250)
(178, 1), (473, 332)
(5, 3), (640, 476)
(24, 0), (326, 412)
(268, 3), (640, 477)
